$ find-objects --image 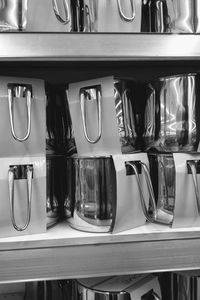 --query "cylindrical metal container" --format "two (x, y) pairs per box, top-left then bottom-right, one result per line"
(46, 86), (76, 155)
(142, 0), (195, 33)
(171, 271), (200, 300)
(64, 156), (116, 233)
(73, 275), (161, 300)
(143, 74), (200, 152)
(46, 155), (64, 228)
(0, 0), (27, 31)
